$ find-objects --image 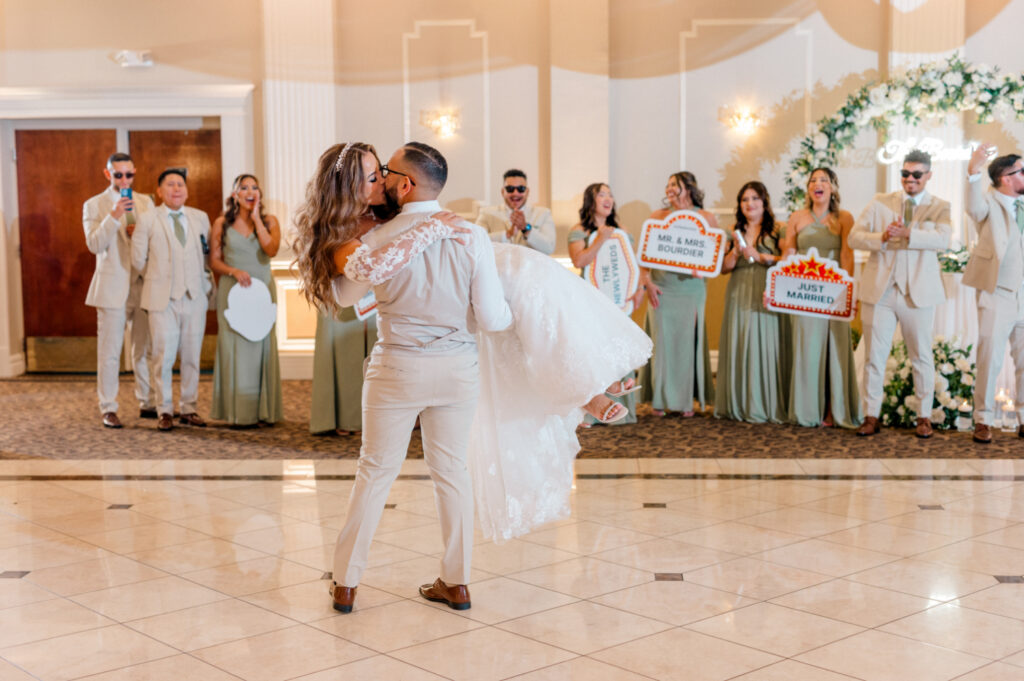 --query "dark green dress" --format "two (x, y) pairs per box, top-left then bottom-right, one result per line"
(714, 230), (786, 424)
(309, 308), (378, 433)
(647, 269), (713, 412)
(211, 228), (284, 425)
(787, 218), (862, 428)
